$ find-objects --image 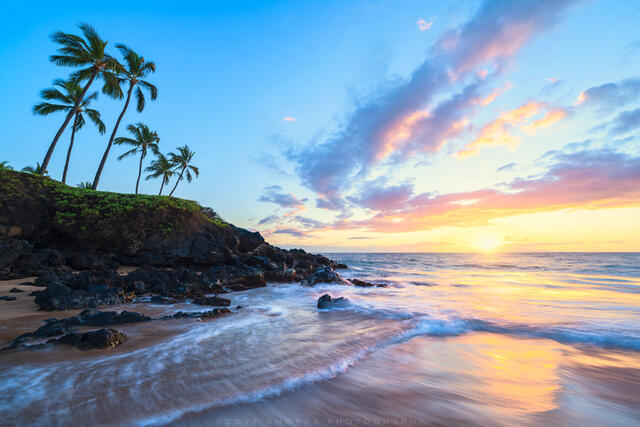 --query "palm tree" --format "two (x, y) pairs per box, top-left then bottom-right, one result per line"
(34, 79), (105, 183)
(40, 24), (119, 175)
(114, 123), (160, 194)
(22, 163), (47, 175)
(145, 153), (174, 195)
(92, 45), (157, 190)
(77, 181), (93, 189)
(0, 161), (13, 170)
(168, 145), (199, 197)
